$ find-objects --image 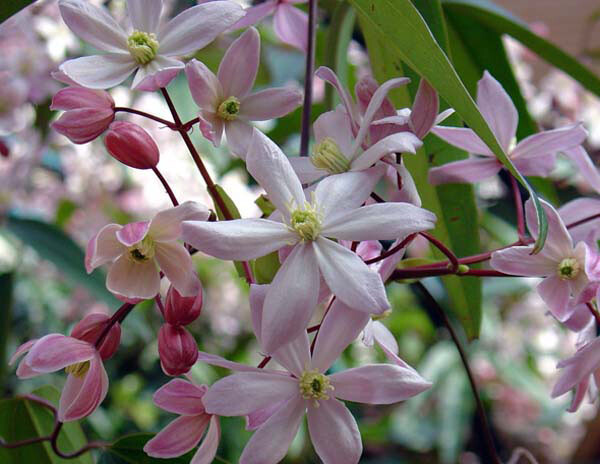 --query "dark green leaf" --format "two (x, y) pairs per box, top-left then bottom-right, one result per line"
(0, 1), (35, 23)
(252, 252), (280, 285)
(0, 273), (13, 385)
(98, 434), (194, 464)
